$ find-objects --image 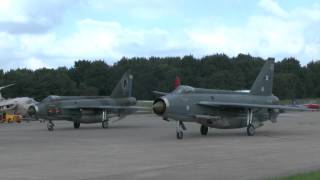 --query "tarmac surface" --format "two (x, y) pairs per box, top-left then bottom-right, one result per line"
(0, 112), (320, 180)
